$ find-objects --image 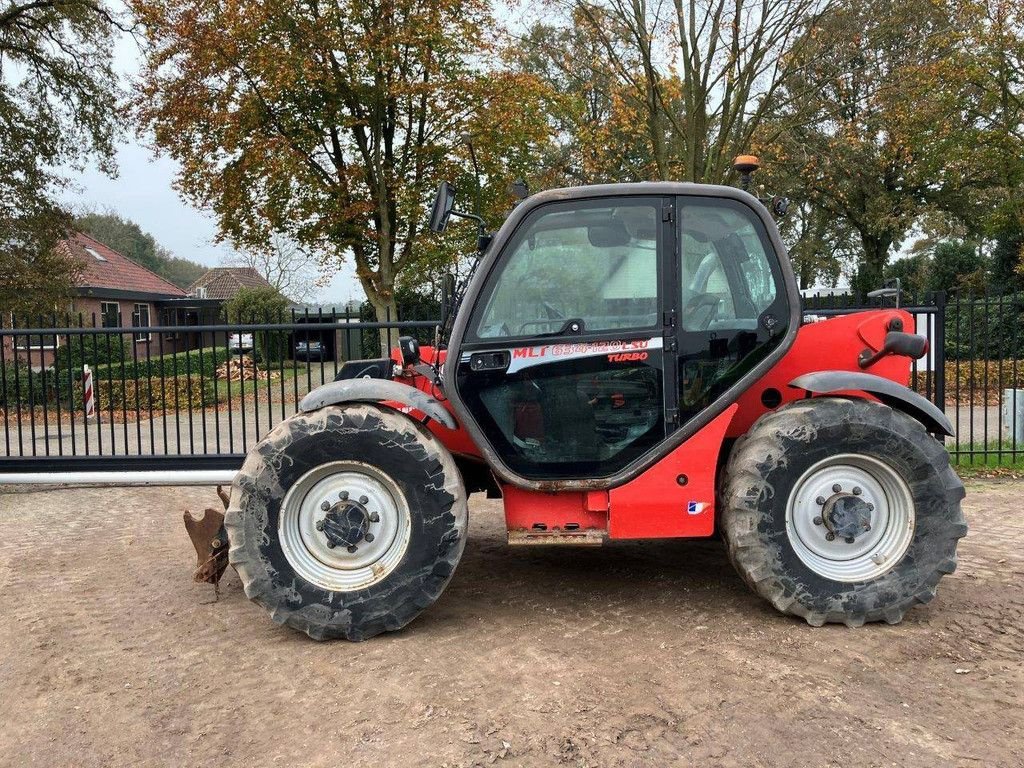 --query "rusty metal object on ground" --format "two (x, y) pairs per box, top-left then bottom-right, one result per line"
(183, 487), (230, 585)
